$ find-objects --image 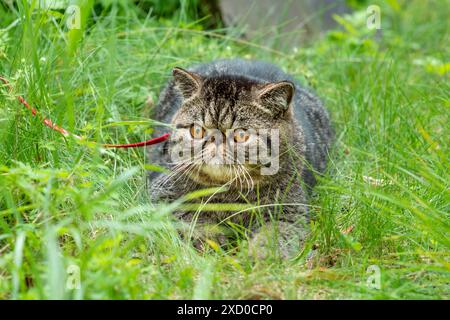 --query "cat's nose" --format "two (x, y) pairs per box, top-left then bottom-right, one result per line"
(208, 131), (226, 144)
(203, 141), (227, 165)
